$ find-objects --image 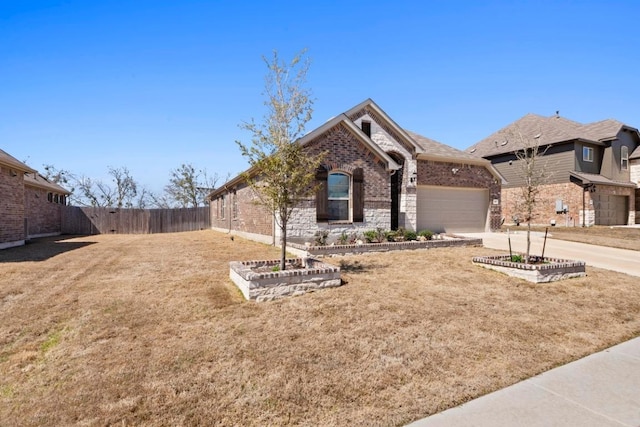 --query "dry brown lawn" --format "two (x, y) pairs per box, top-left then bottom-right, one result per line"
(1, 231), (639, 426)
(515, 225), (640, 251)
